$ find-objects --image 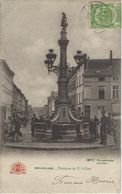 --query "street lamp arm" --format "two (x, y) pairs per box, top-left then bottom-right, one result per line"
(44, 49), (58, 74)
(74, 50), (89, 67)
